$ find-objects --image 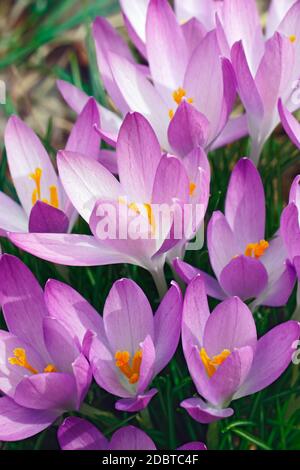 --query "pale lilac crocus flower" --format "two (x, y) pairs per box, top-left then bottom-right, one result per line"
(58, 418), (206, 451)
(2, 98), (101, 235)
(181, 275), (300, 424)
(9, 113), (209, 296)
(175, 158), (296, 308)
(0, 254), (91, 441)
(231, 0), (300, 164)
(45, 276), (182, 412)
(57, 0), (244, 157)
